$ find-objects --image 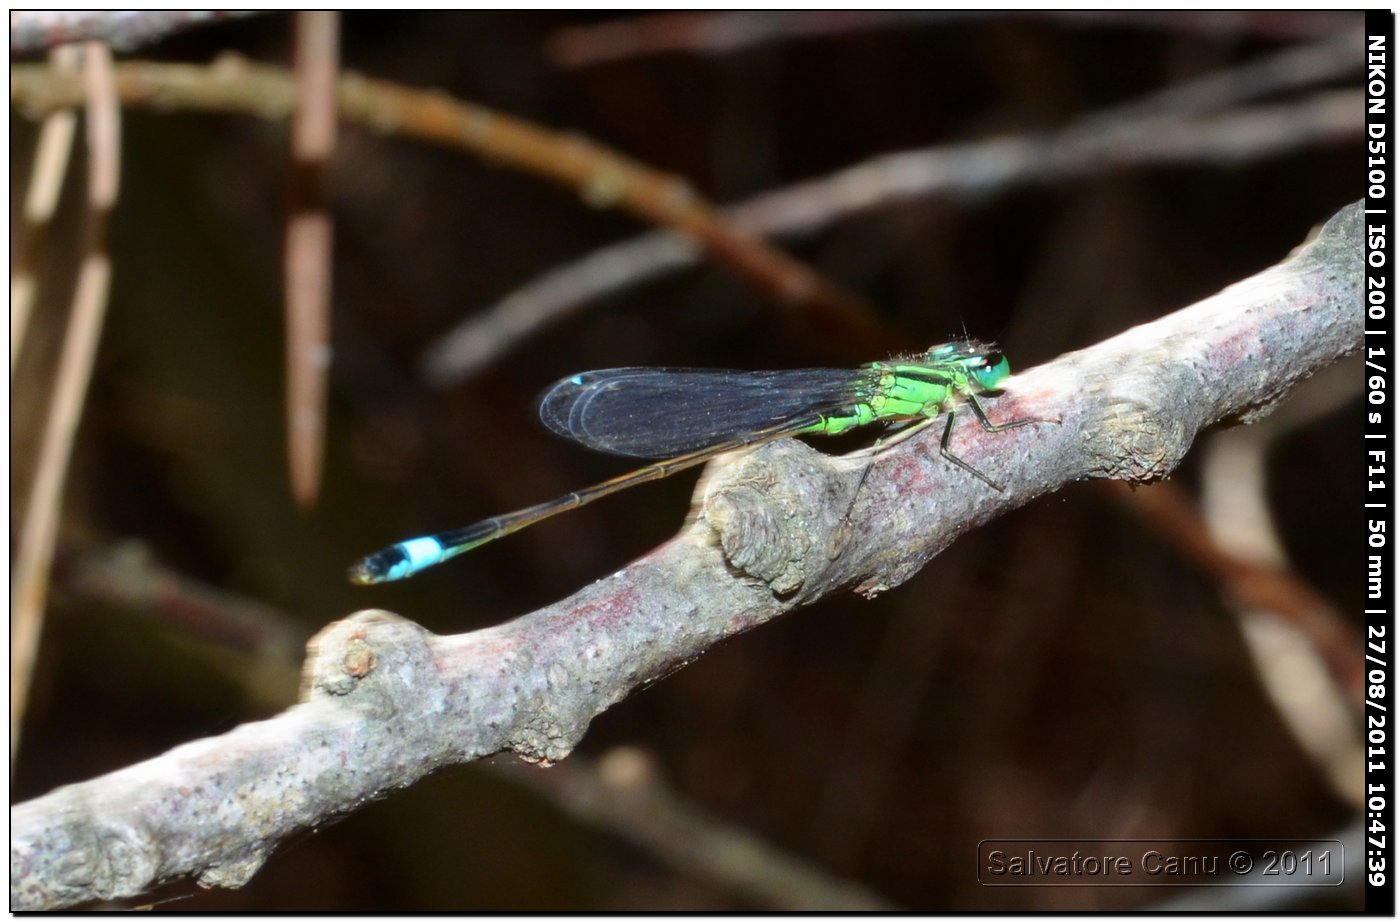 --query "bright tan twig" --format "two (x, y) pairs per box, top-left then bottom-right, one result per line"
(285, 12), (339, 508)
(11, 42), (121, 762)
(11, 44), (82, 379)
